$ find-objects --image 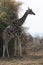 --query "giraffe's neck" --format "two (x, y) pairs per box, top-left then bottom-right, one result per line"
(12, 11), (29, 27)
(21, 11), (28, 22)
(17, 11), (29, 26)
